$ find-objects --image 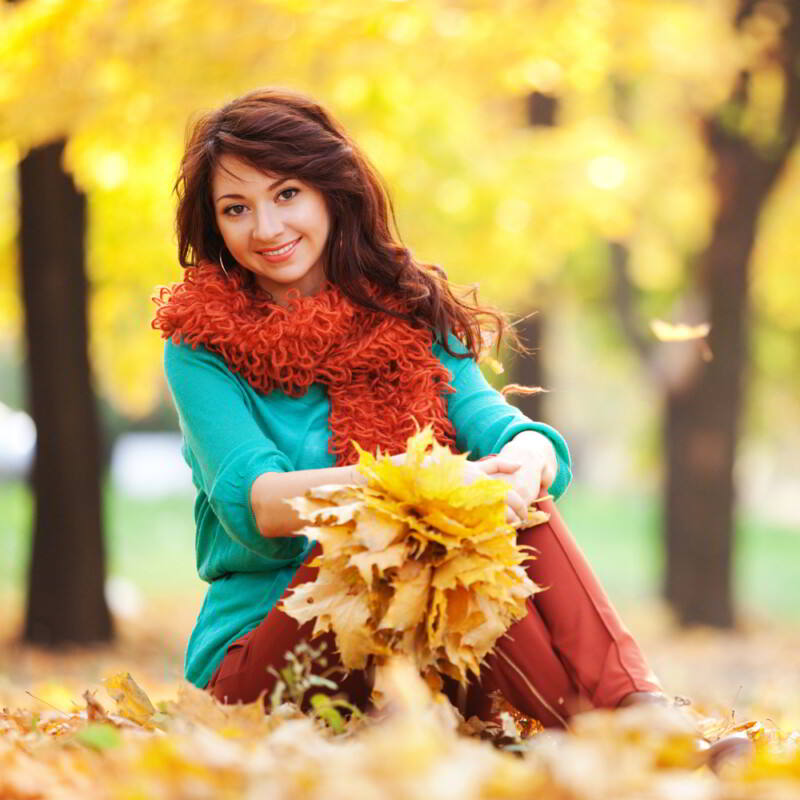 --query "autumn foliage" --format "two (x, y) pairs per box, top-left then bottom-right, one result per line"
(281, 427), (549, 684)
(2, 659), (799, 800)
